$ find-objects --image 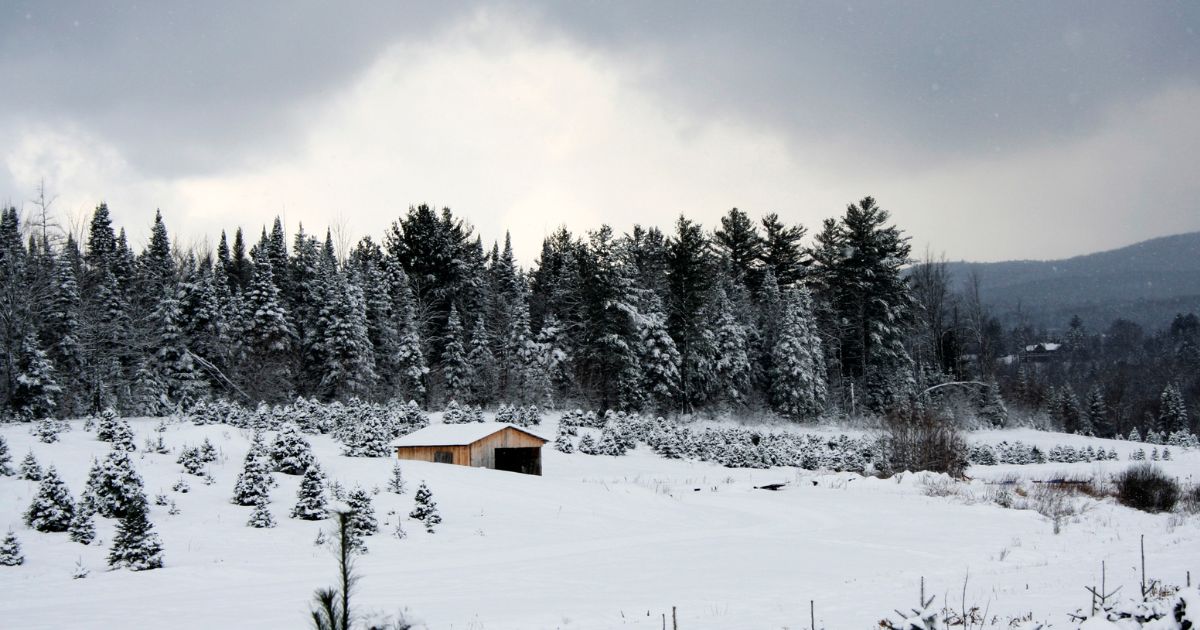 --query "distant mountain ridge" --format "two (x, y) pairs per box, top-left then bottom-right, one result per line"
(937, 231), (1200, 332)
